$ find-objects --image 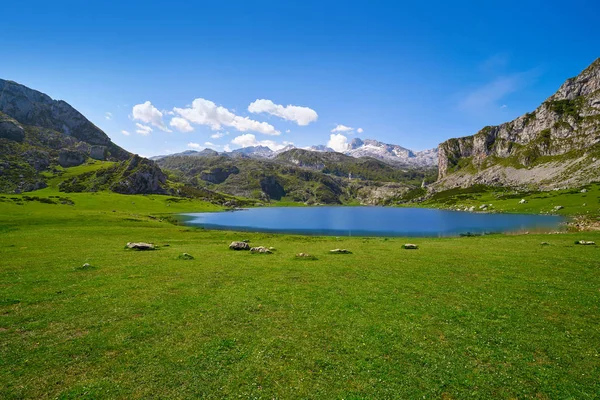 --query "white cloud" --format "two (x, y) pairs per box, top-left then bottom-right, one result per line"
(210, 132), (227, 139)
(327, 133), (350, 152)
(105, 112), (112, 120)
(174, 98), (280, 135)
(132, 101), (171, 132)
(286, 129), (291, 133)
(357, 127), (364, 133)
(121, 130), (130, 136)
(231, 133), (291, 151)
(248, 99), (318, 126)
(187, 142), (202, 149)
(135, 123), (153, 136)
(223, 144), (232, 152)
(170, 117), (194, 133)
(331, 124), (354, 133)
(204, 142), (218, 147)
